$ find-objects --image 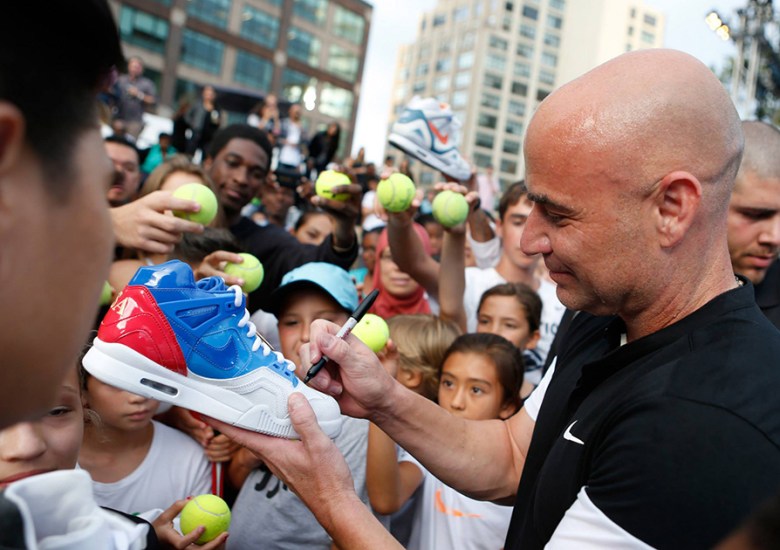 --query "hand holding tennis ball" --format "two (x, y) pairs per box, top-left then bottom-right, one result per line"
(315, 170), (352, 201)
(377, 173), (416, 212)
(432, 190), (469, 228)
(172, 183), (218, 225)
(224, 253), (264, 294)
(351, 313), (390, 352)
(179, 494), (231, 544)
